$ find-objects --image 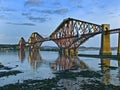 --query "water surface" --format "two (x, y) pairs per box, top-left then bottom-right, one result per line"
(0, 49), (120, 89)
